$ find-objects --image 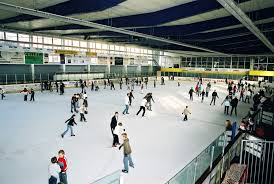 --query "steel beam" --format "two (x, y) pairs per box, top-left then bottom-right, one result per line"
(0, 2), (226, 55)
(216, 0), (274, 53)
